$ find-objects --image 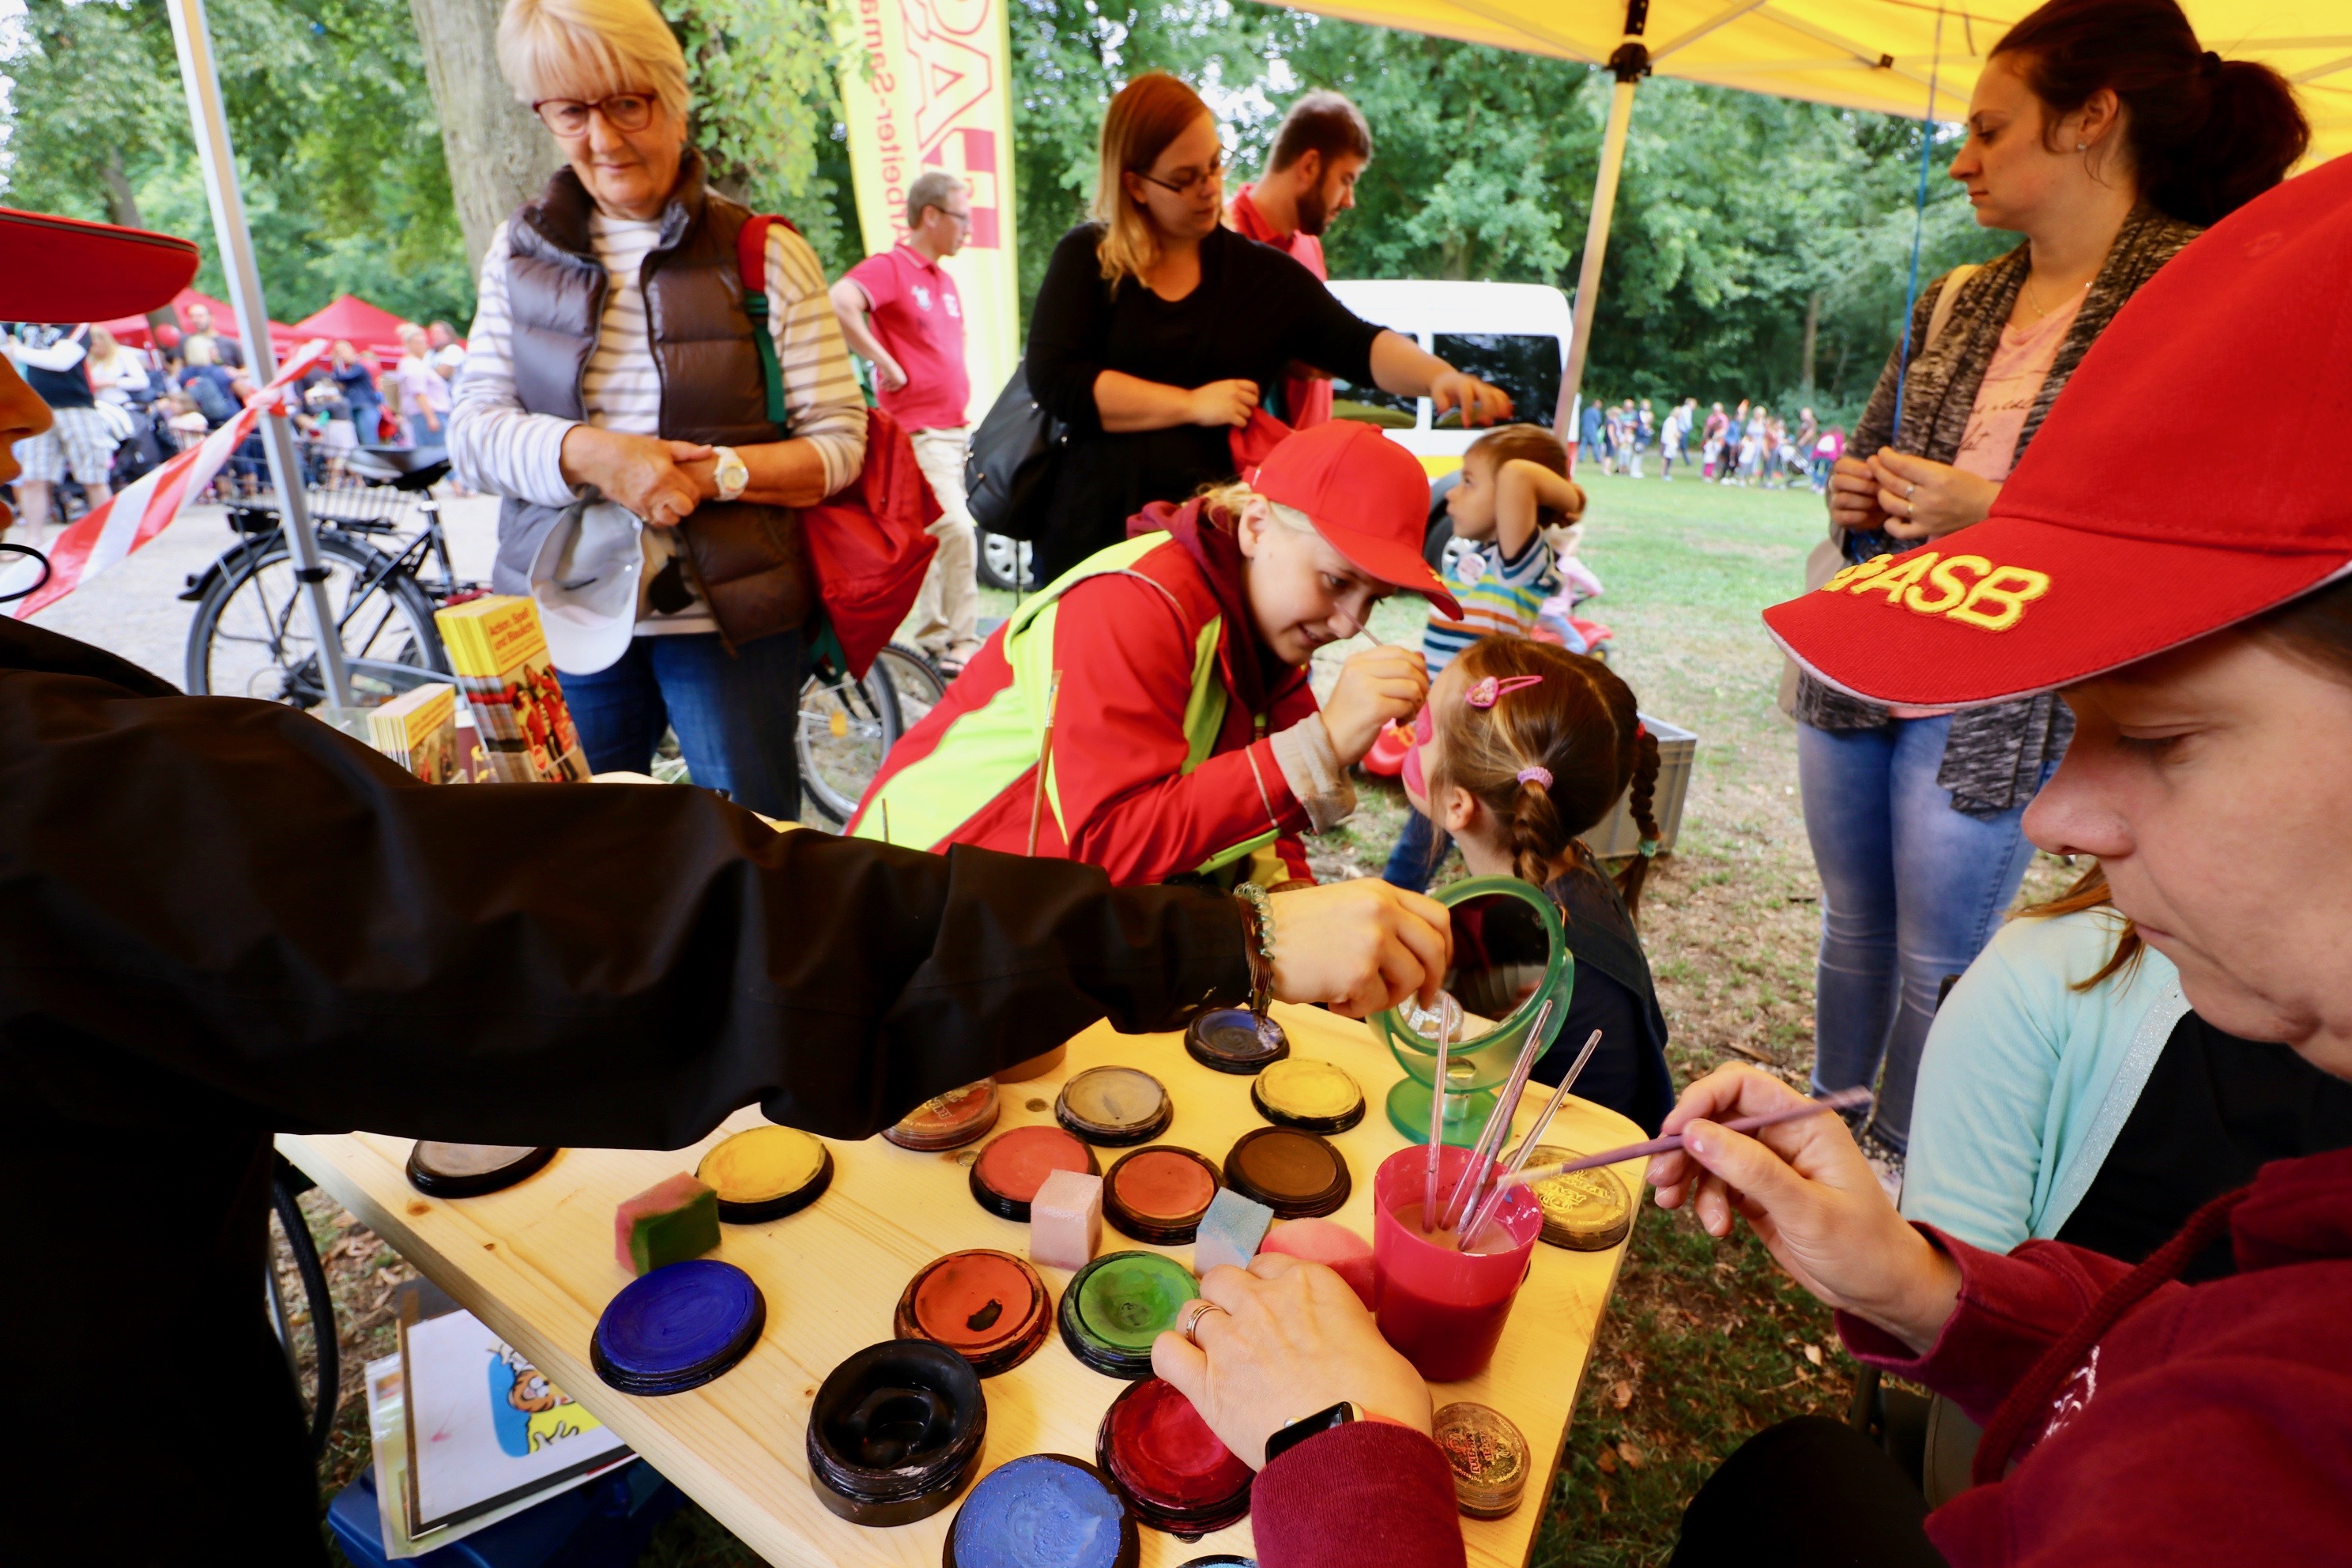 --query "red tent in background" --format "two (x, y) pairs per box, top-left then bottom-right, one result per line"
(99, 287), (300, 360)
(292, 293), (411, 370)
